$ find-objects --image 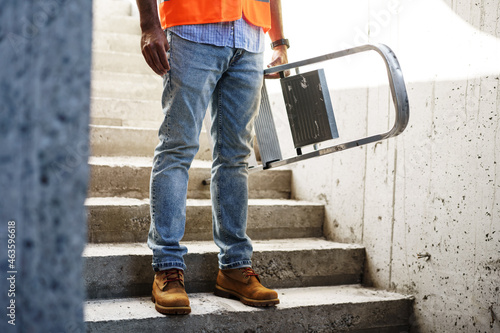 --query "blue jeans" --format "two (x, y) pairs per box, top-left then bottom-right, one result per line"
(148, 32), (264, 271)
